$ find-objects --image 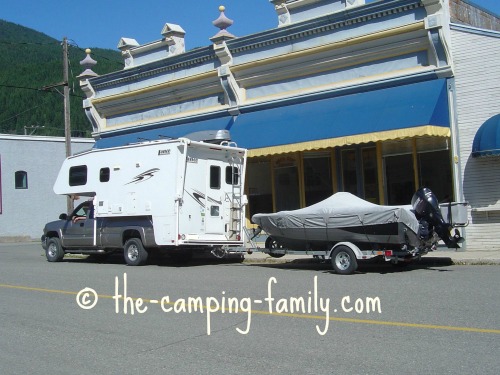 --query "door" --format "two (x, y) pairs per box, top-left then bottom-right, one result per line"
(205, 164), (226, 234)
(62, 201), (95, 248)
